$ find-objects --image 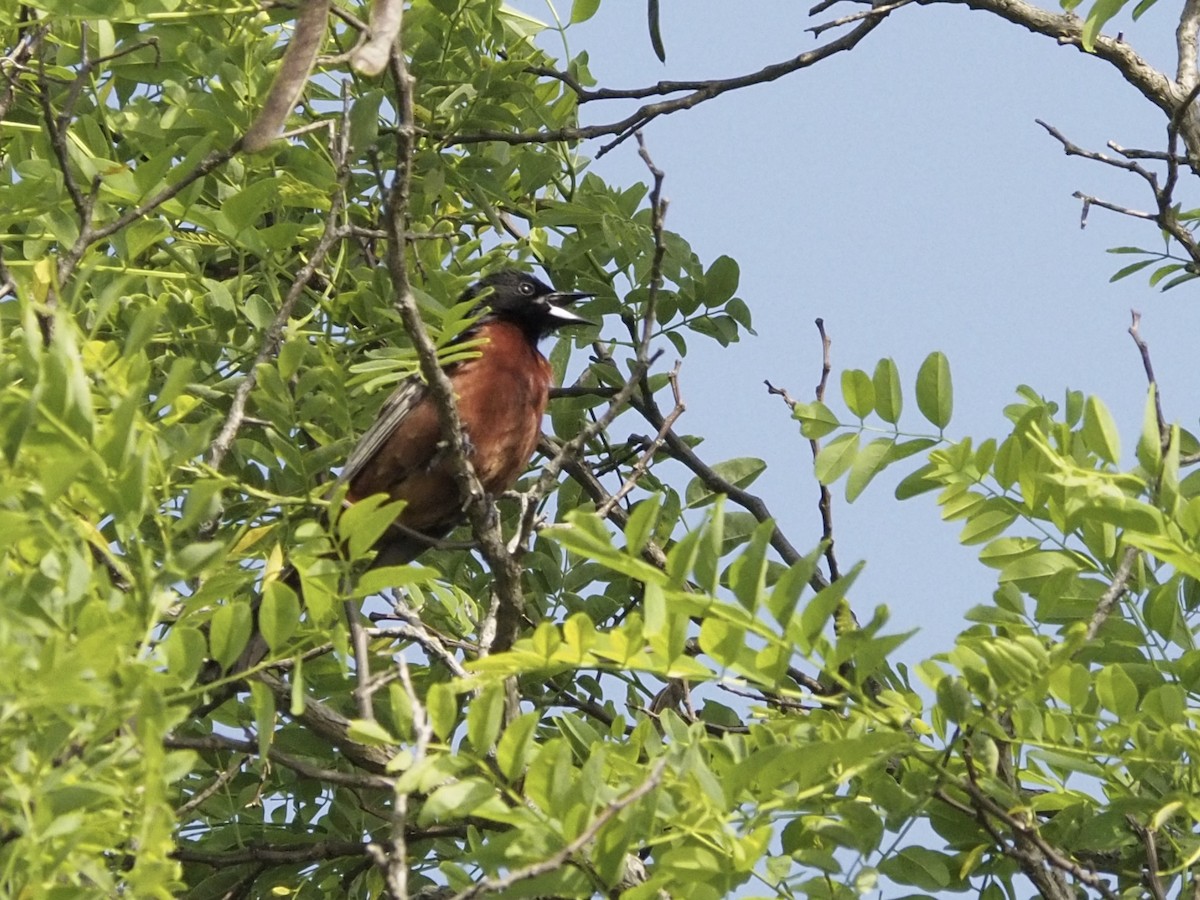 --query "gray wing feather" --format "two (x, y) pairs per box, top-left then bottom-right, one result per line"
(336, 376), (428, 487)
